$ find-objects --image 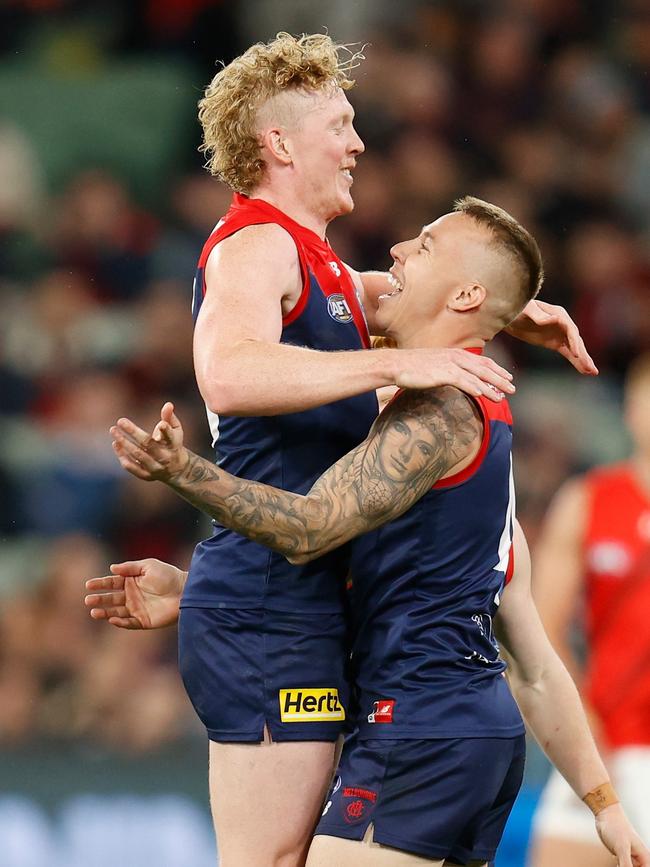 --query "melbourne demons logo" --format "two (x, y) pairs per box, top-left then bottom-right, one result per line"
(341, 786), (377, 825)
(327, 293), (353, 323)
